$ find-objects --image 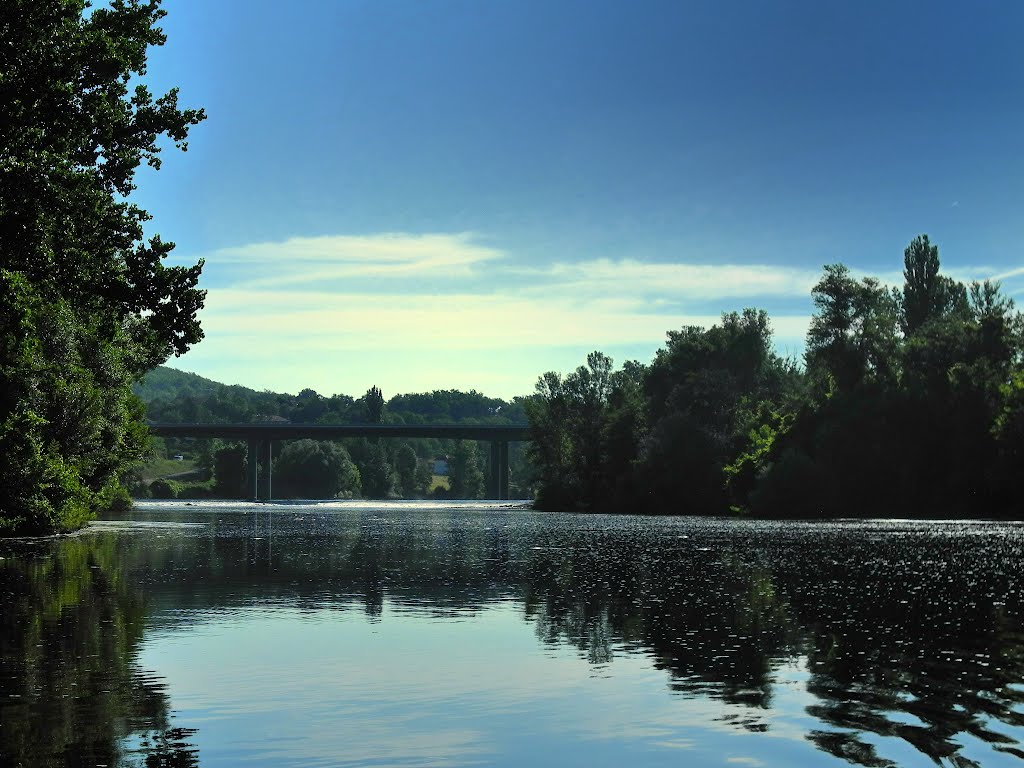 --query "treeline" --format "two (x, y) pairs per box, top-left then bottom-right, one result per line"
(135, 379), (533, 500)
(138, 368), (527, 426)
(527, 236), (1024, 519)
